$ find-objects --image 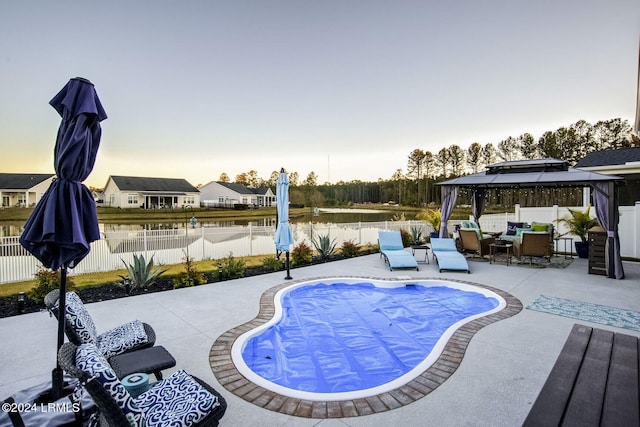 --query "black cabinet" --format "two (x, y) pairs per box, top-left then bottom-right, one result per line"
(588, 226), (606, 276)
